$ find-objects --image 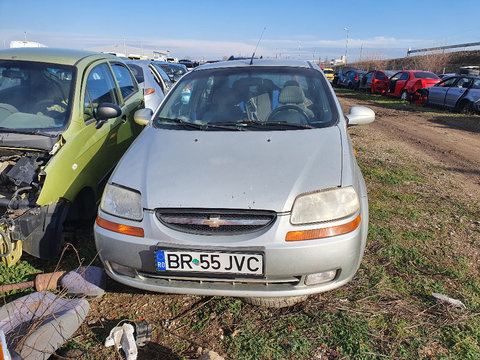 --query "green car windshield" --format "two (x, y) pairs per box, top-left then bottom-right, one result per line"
(155, 66), (337, 130)
(0, 60), (75, 133)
